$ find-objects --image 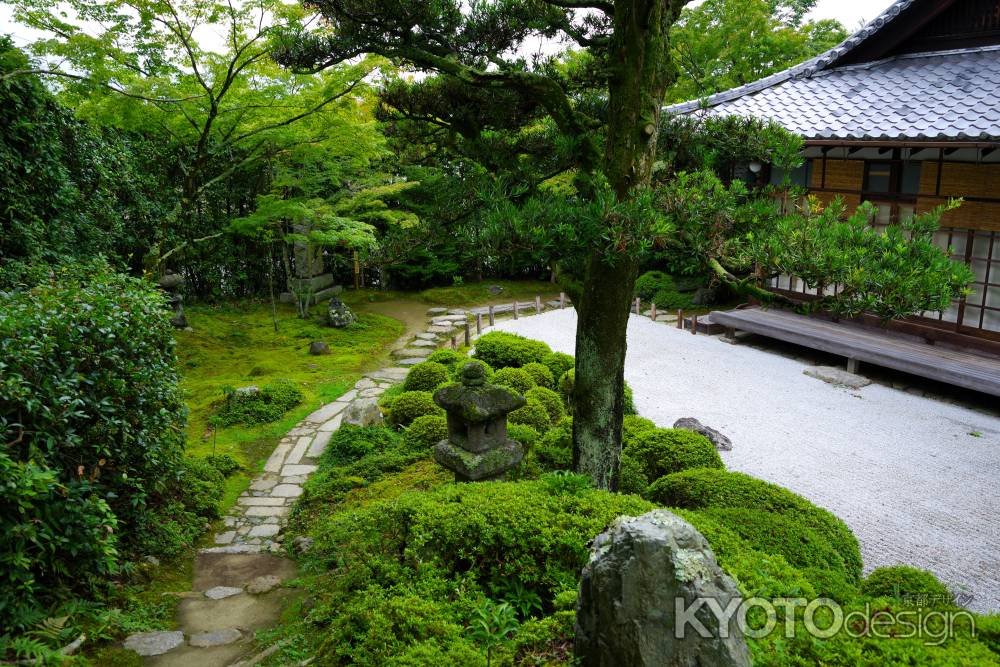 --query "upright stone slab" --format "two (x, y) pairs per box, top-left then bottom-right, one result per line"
(575, 510), (750, 667)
